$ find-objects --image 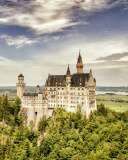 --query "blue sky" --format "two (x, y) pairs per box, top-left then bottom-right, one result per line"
(0, 0), (128, 86)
